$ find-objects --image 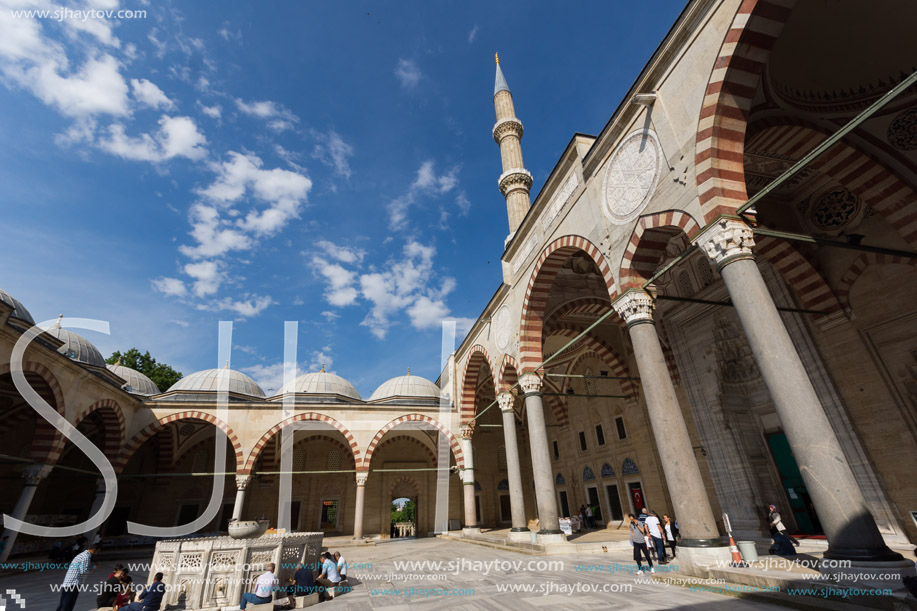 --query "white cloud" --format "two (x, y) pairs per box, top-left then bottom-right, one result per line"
(235, 98), (299, 131)
(313, 257), (359, 306)
(241, 350), (332, 395)
(179, 203), (252, 259)
(217, 22), (242, 42)
(311, 129), (353, 178)
(316, 239), (365, 265)
(321, 311), (339, 322)
(184, 260), (223, 297)
(395, 58), (421, 89)
(131, 78), (174, 109)
(407, 296), (450, 329)
(214, 294), (273, 317)
(98, 115), (207, 162)
(199, 103), (222, 119)
(151, 276), (187, 297)
(468, 25), (479, 43)
(16, 53), (130, 117)
(387, 160), (461, 231)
